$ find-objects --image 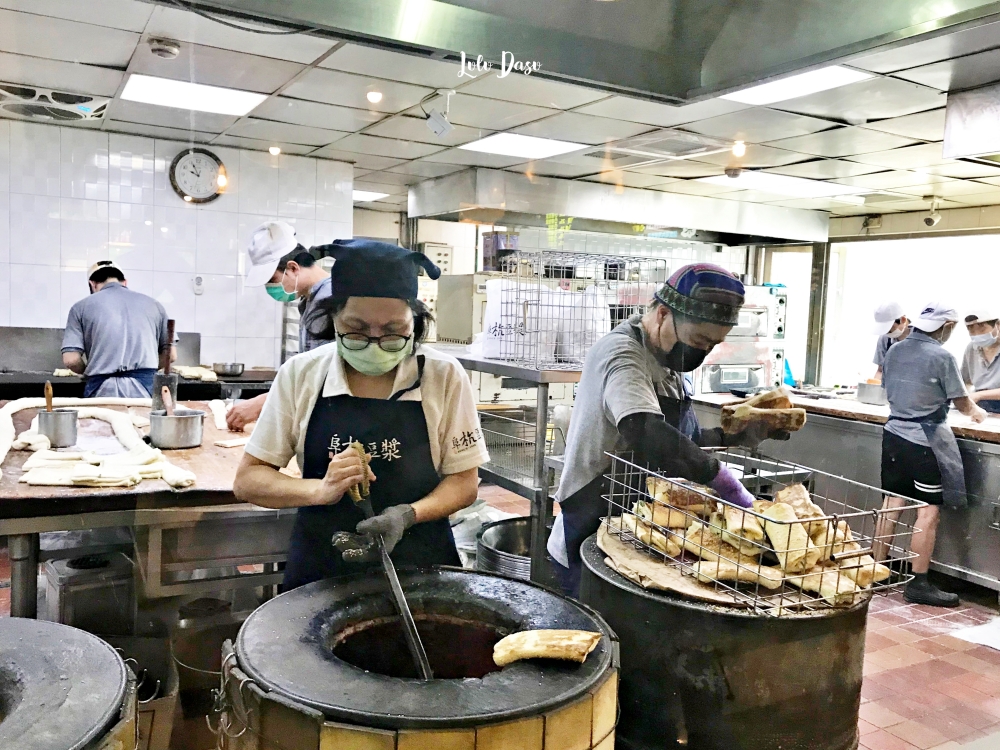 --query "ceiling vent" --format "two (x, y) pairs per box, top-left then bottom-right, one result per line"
(0, 82), (108, 123)
(585, 129), (733, 168)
